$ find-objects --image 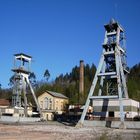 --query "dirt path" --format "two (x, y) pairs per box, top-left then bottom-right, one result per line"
(0, 123), (140, 140)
